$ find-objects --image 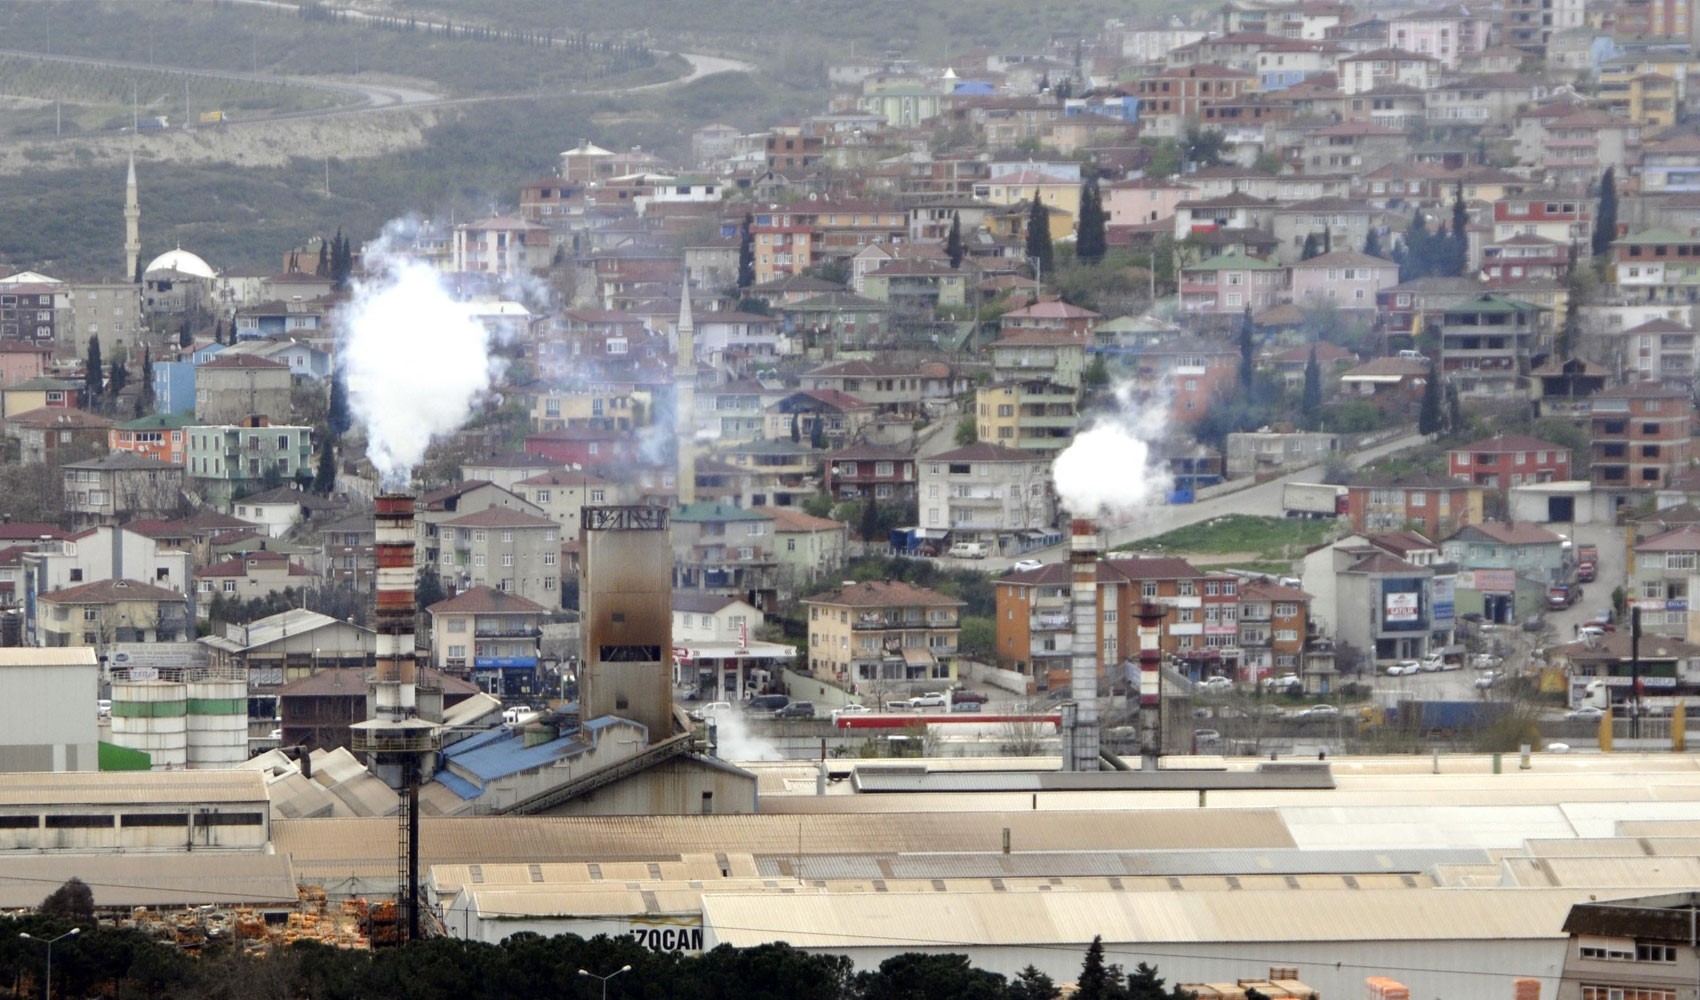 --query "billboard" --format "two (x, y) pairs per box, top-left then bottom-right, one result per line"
(1458, 568), (1517, 593)
(1385, 591), (1420, 622)
(1430, 576), (1455, 626)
